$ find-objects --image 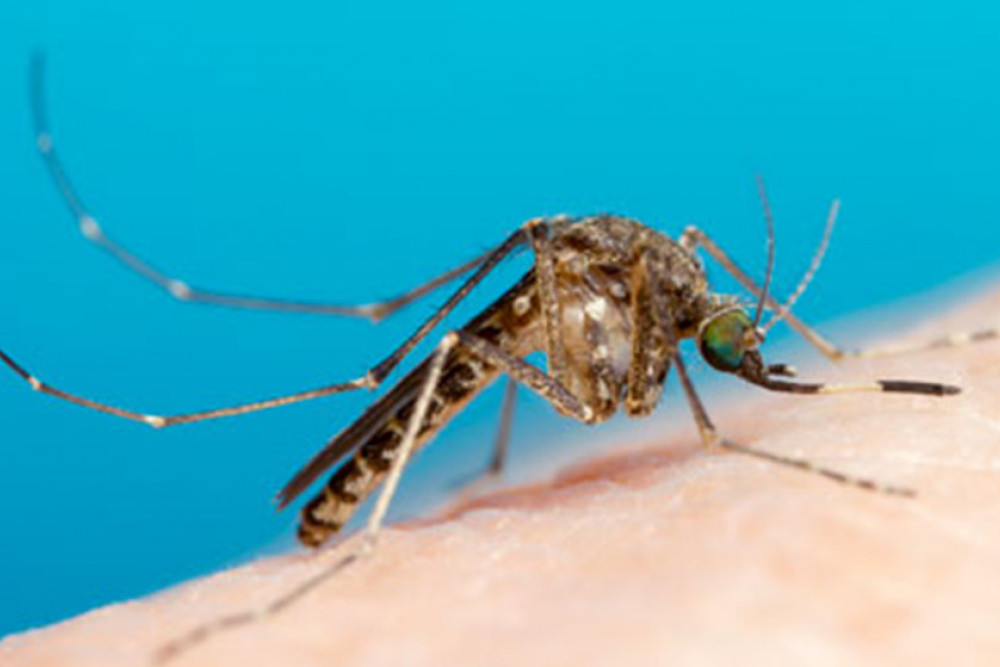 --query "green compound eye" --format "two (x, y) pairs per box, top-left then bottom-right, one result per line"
(699, 310), (755, 372)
